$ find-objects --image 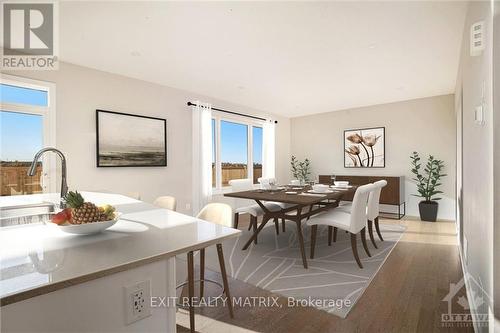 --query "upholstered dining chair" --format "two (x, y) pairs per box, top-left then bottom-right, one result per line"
(229, 179), (282, 242)
(367, 180), (388, 245)
(182, 203), (234, 333)
(336, 180), (387, 247)
(307, 183), (376, 269)
(153, 196), (177, 211)
(257, 177), (294, 232)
